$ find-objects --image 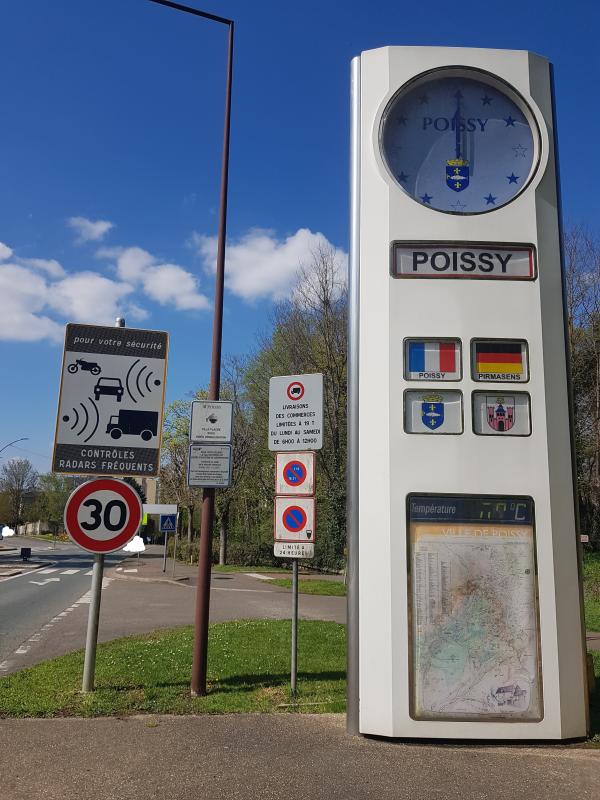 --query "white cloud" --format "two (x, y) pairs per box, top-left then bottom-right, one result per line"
(47, 272), (134, 325)
(19, 257), (66, 278)
(67, 216), (114, 244)
(194, 227), (348, 302)
(142, 264), (211, 311)
(0, 264), (63, 342)
(98, 246), (210, 311)
(0, 241), (13, 261)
